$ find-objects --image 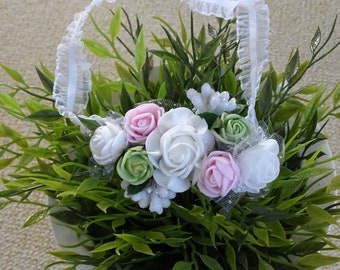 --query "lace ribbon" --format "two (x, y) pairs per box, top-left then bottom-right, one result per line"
(53, 0), (116, 125)
(53, 0), (270, 128)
